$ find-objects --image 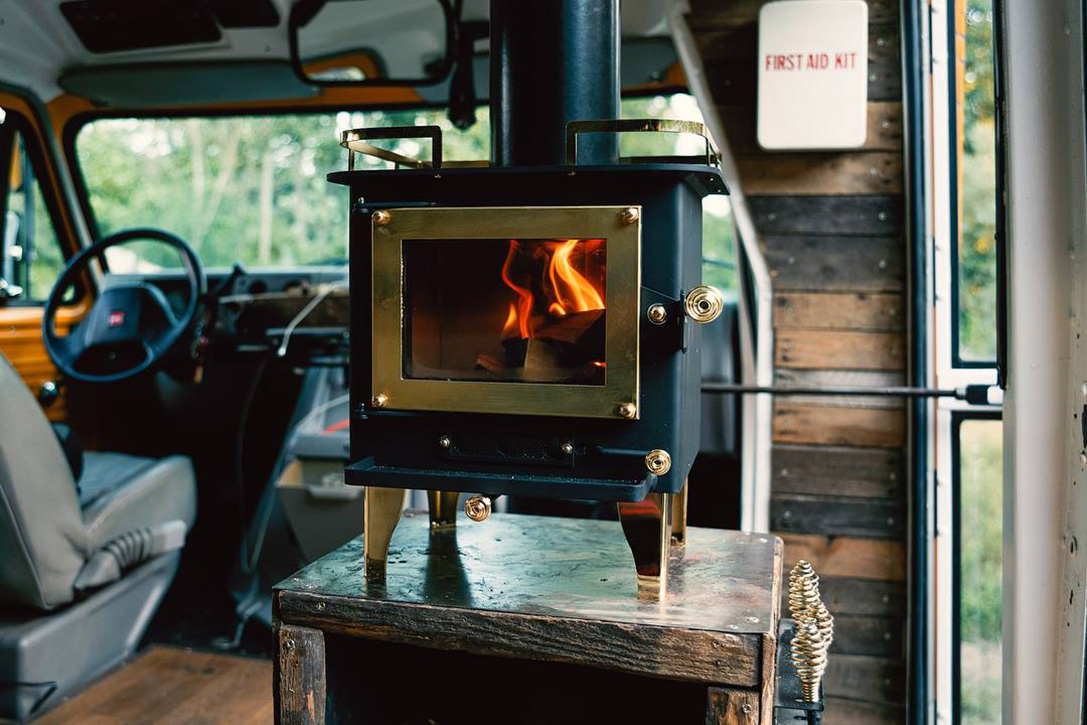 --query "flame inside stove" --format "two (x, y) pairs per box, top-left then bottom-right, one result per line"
(499, 239), (606, 340)
(501, 241), (535, 339)
(549, 240), (605, 314)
